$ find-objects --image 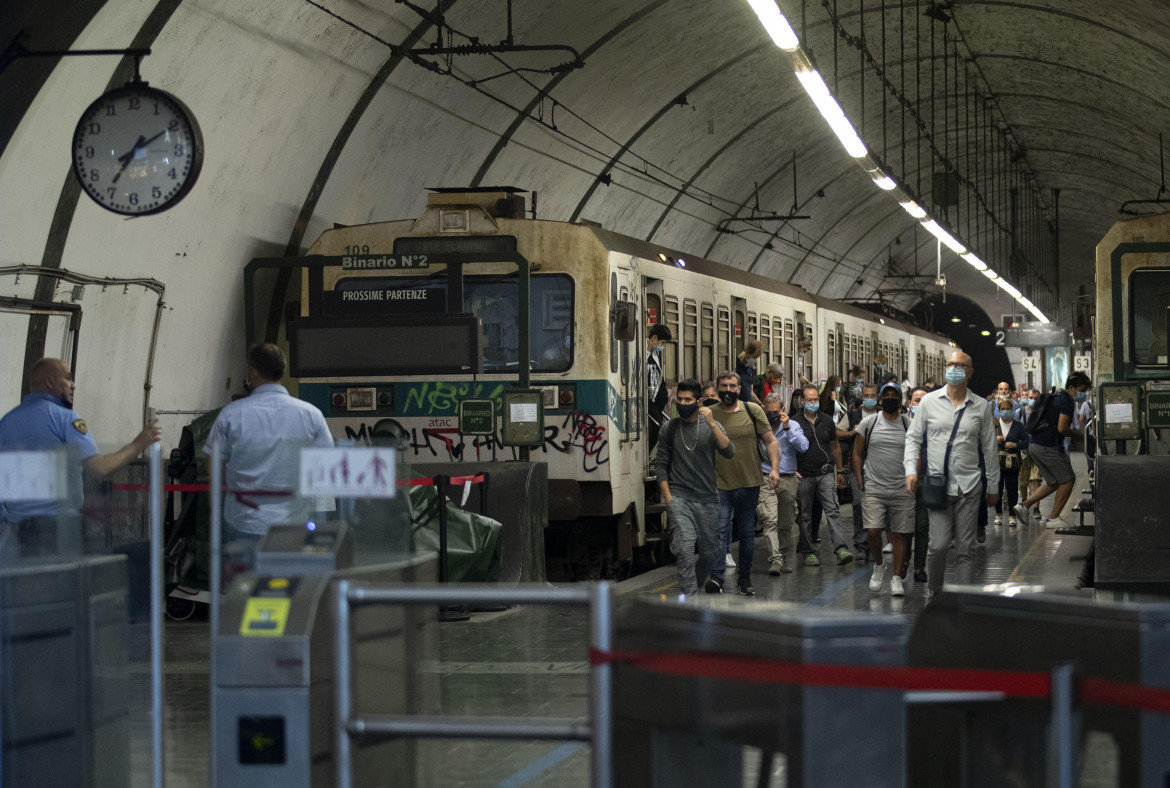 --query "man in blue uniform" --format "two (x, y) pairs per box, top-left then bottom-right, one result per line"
(0, 357), (162, 555)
